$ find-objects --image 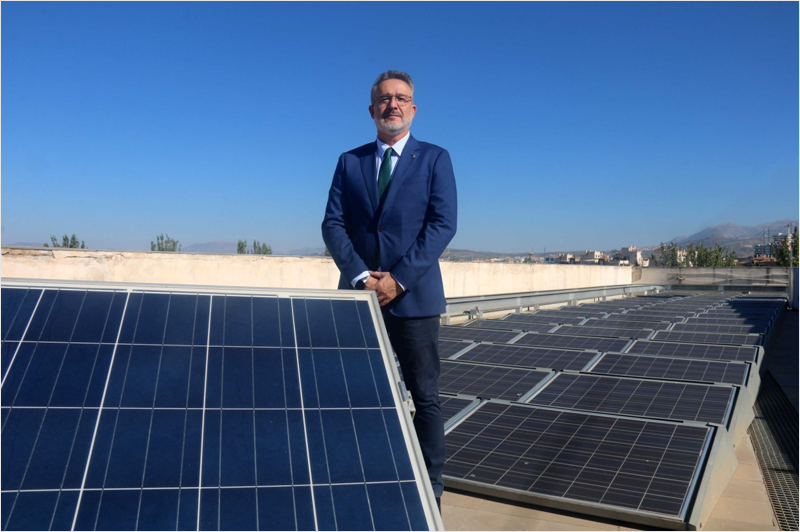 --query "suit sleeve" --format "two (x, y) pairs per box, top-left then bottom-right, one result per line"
(390, 149), (458, 291)
(321, 154), (370, 283)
